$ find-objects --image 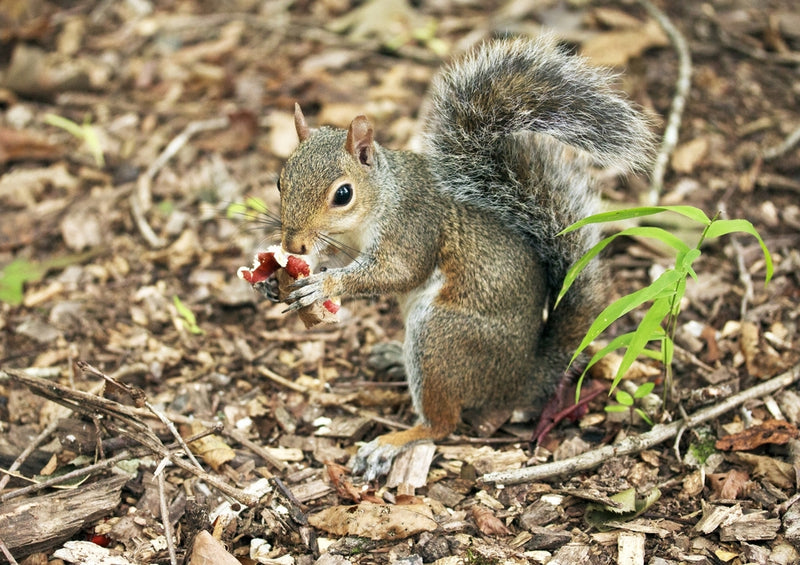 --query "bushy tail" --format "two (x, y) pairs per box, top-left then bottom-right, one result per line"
(421, 34), (654, 299)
